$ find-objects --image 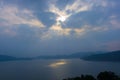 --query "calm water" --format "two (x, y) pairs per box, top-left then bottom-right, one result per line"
(0, 59), (120, 80)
